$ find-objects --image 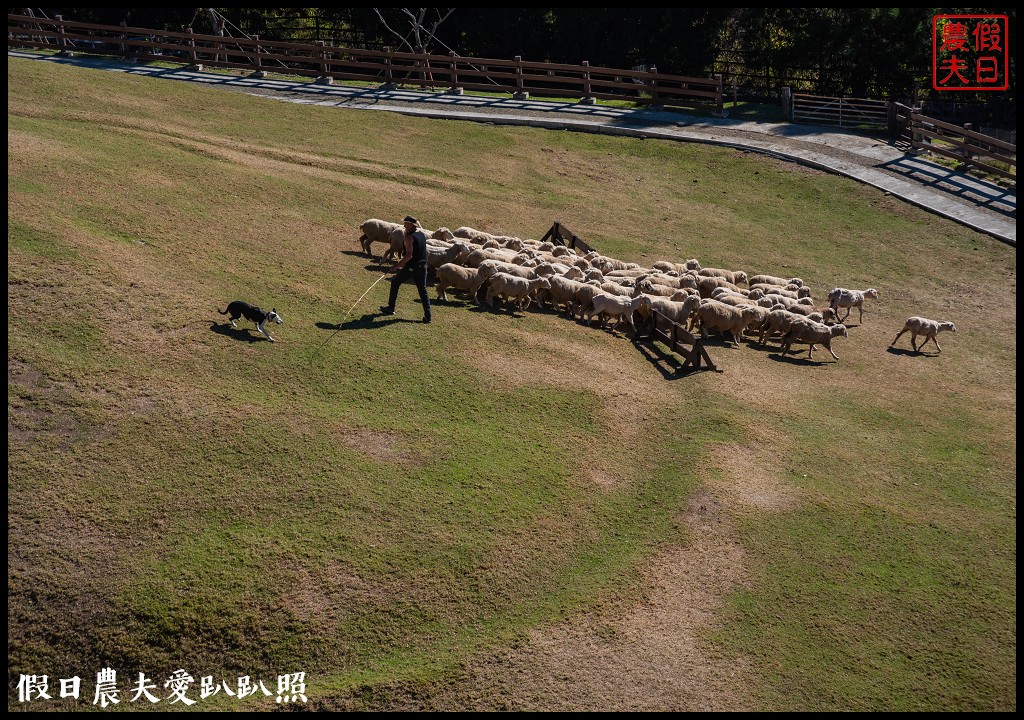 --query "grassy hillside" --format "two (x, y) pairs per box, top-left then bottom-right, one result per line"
(7, 56), (1016, 710)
